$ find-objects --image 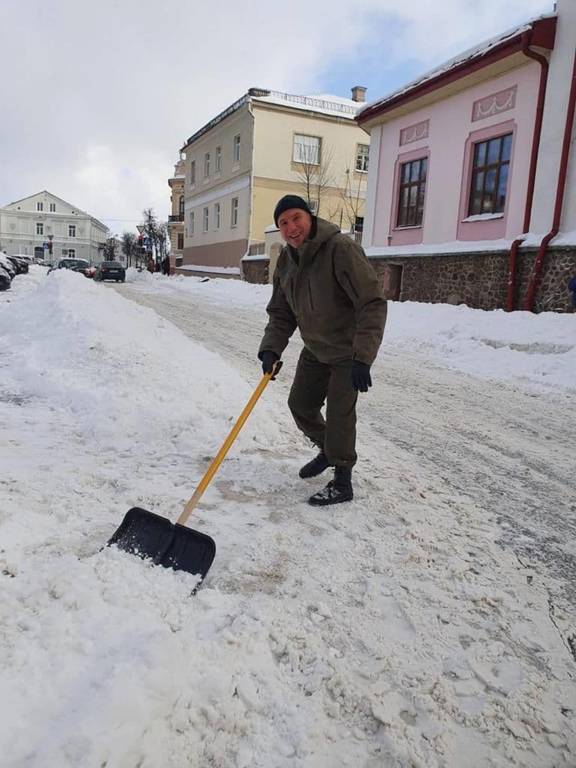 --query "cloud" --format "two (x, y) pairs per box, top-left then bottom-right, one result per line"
(0, 0), (552, 233)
